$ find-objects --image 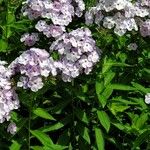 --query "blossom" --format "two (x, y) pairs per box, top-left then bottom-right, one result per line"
(127, 43), (138, 50)
(103, 16), (115, 29)
(141, 0), (150, 7)
(7, 122), (17, 135)
(20, 33), (39, 46)
(35, 20), (48, 32)
(74, 0), (85, 17)
(140, 20), (150, 37)
(85, 9), (95, 25)
(145, 93), (150, 104)
(35, 20), (66, 38)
